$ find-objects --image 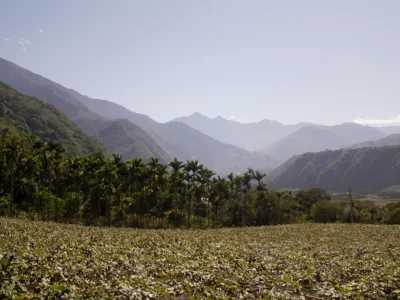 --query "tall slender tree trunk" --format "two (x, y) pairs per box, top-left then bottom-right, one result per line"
(242, 194), (246, 227)
(55, 180), (58, 222)
(9, 162), (15, 217)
